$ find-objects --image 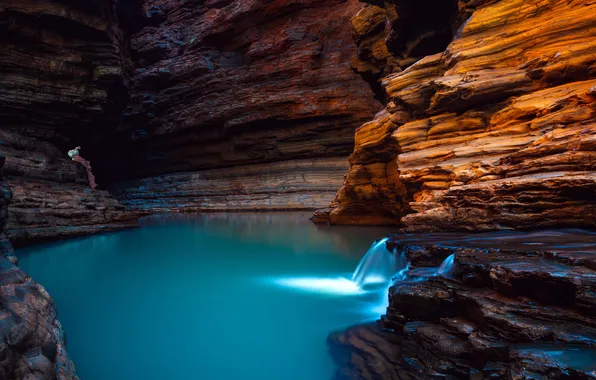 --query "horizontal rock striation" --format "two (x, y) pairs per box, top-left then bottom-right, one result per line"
(112, 157), (348, 212)
(1, 131), (138, 245)
(91, 0), (380, 212)
(314, 0), (596, 230)
(2, 0), (384, 229)
(0, 156), (78, 379)
(0, 0), (138, 243)
(329, 230), (596, 379)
